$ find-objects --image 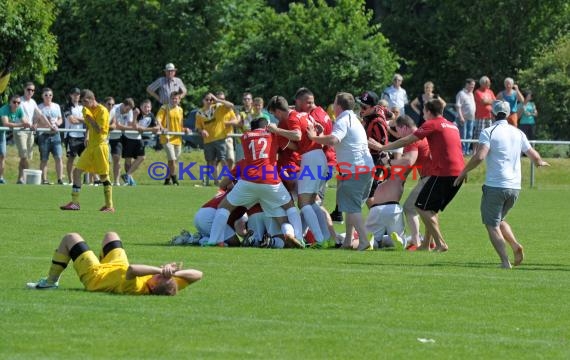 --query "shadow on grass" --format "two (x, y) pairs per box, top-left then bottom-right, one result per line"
(349, 260), (570, 271)
(130, 242), (172, 247)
